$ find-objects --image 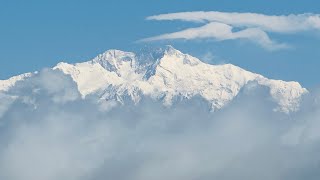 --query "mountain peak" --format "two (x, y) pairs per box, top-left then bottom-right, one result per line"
(100, 49), (134, 58)
(91, 49), (136, 74)
(163, 45), (182, 55)
(158, 46), (202, 67)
